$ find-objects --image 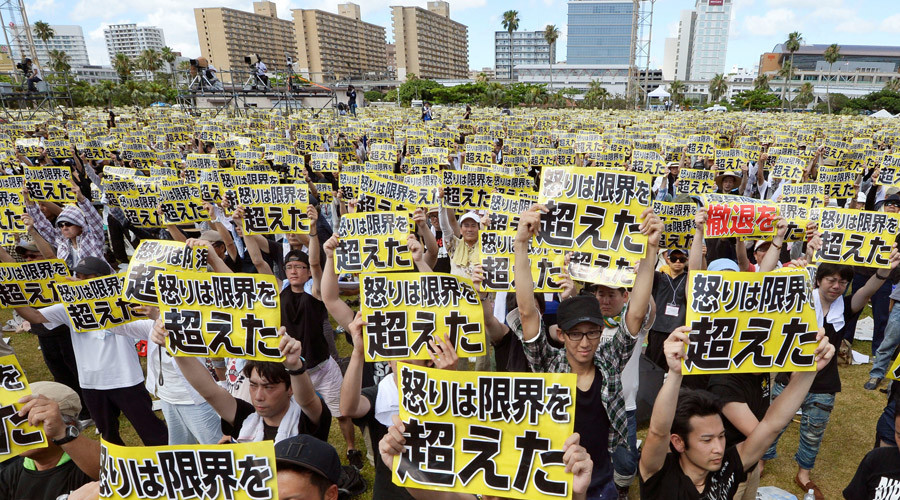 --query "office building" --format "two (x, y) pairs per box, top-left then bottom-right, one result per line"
(104, 23), (165, 61)
(72, 65), (119, 84)
(662, 10), (696, 81)
(293, 2), (388, 83)
(566, 0), (633, 65)
(10, 25), (90, 68)
(391, 1), (468, 80)
(688, 0), (732, 81)
(194, 1), (297, 77)
(495, 30), (555, 80)
(516, 63), (662, 95)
